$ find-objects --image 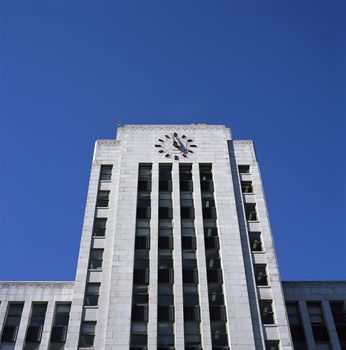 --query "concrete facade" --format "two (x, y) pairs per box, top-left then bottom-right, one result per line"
(0, 124), (345, 350)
